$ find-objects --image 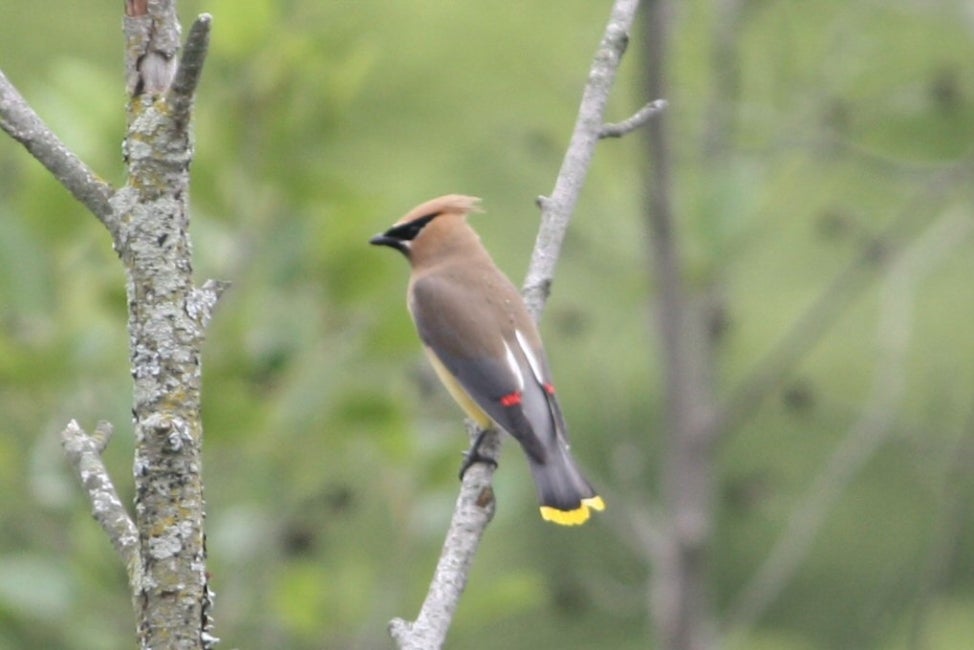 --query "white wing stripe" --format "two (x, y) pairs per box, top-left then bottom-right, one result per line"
(502, 339), (525, 390)
(515, 329), (545, 383)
